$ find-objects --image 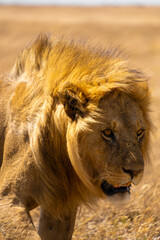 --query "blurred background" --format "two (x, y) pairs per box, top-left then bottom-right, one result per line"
(0, 0), (160, 239)
(0, 0), (160, 5)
